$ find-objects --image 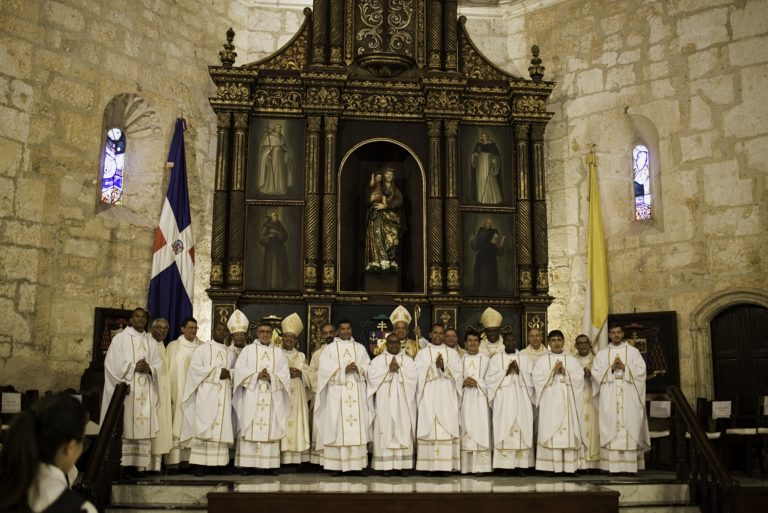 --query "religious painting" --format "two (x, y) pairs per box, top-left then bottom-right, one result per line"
(607, 311), (679, 394)
(239, 304), (308, 354)
(458, 307), (520, 347)
(461, 212), (516, 295)
(246, 117), (305, 200)
(245, 206), (302, 291)
(460, 125), (513, 206)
